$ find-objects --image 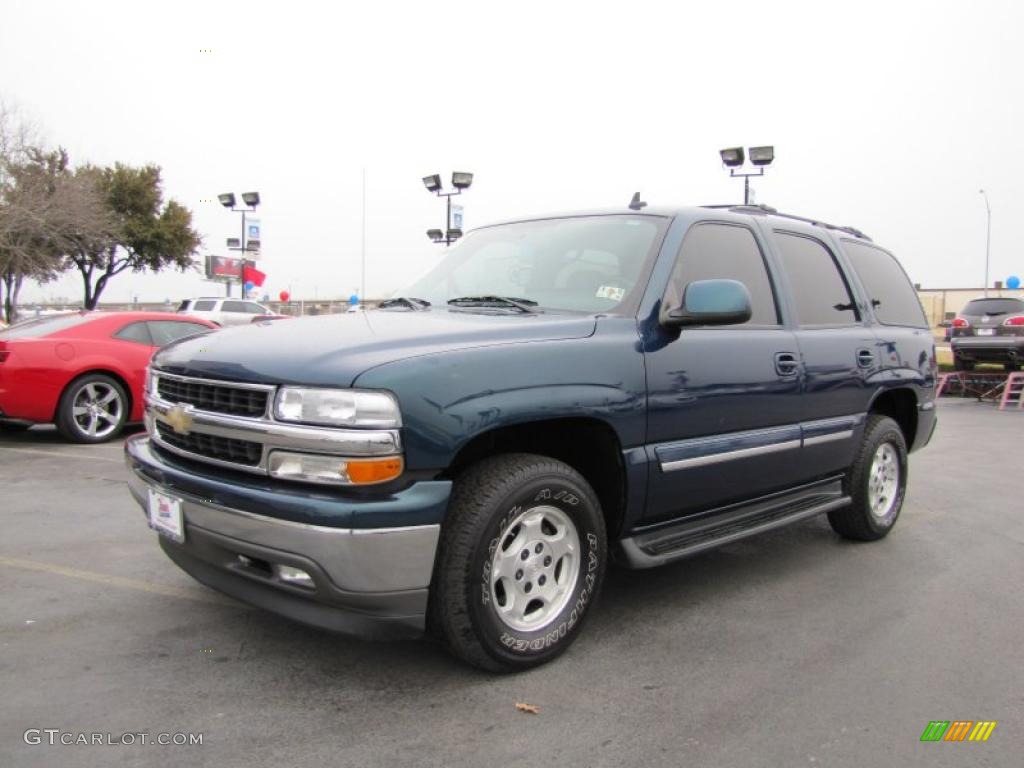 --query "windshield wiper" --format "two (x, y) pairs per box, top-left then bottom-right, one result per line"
(378, 296), (431, 311)
(447, 295), (538, 313)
